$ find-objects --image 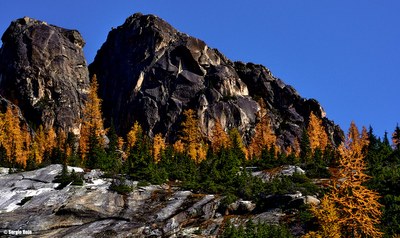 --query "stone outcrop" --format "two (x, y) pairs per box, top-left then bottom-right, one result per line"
(0, 17), (90, 134)
(252, 165), (306, 182)
(90, 13), (343, 146)
(0, 165), (295, 237)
